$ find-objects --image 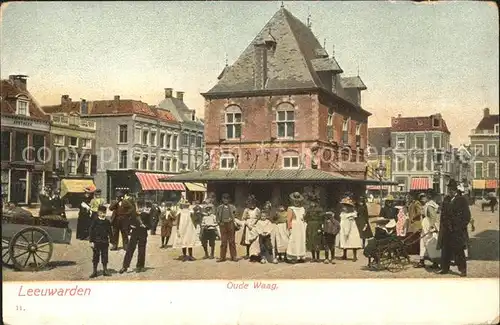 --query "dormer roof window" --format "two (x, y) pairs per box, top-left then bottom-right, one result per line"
(16, 98), (29, 116)
(432, 117), (441, 127)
